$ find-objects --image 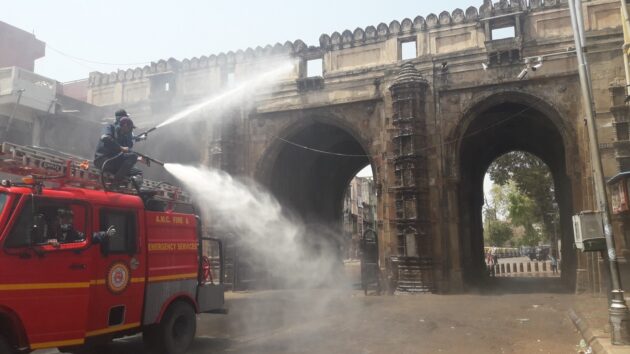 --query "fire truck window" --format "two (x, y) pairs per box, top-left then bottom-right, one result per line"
(4, 198), (33, 248)
(4, 199), (86, 248)
(0, 193), (7, 214)
(46, 204), (86, 243)
(100, 210), (136, 254)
